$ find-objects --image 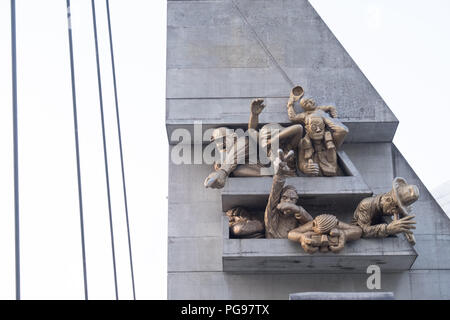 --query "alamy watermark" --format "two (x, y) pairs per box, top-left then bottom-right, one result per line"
(366, 265), (381, 290)
(170, 121), (280, 175)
